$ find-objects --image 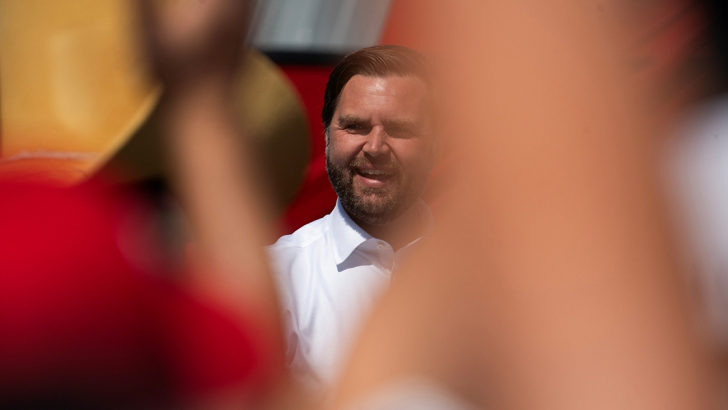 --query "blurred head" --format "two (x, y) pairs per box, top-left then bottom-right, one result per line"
(323, 45), (437, 225)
